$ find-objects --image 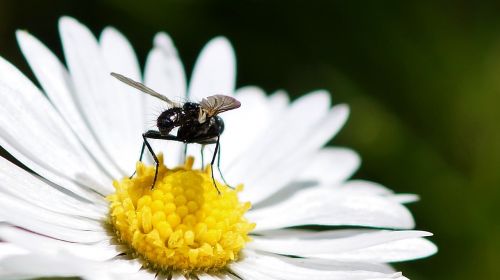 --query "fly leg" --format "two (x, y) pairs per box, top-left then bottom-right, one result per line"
(210, 136), (221, 194)
(216, 141), (233, 189)
(129, 140), (146, 179)
(140, 130), (185, 189)
(183, 143), (188, 163)
(142, 131), (160, 189)
(200, 144), (206, 169)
